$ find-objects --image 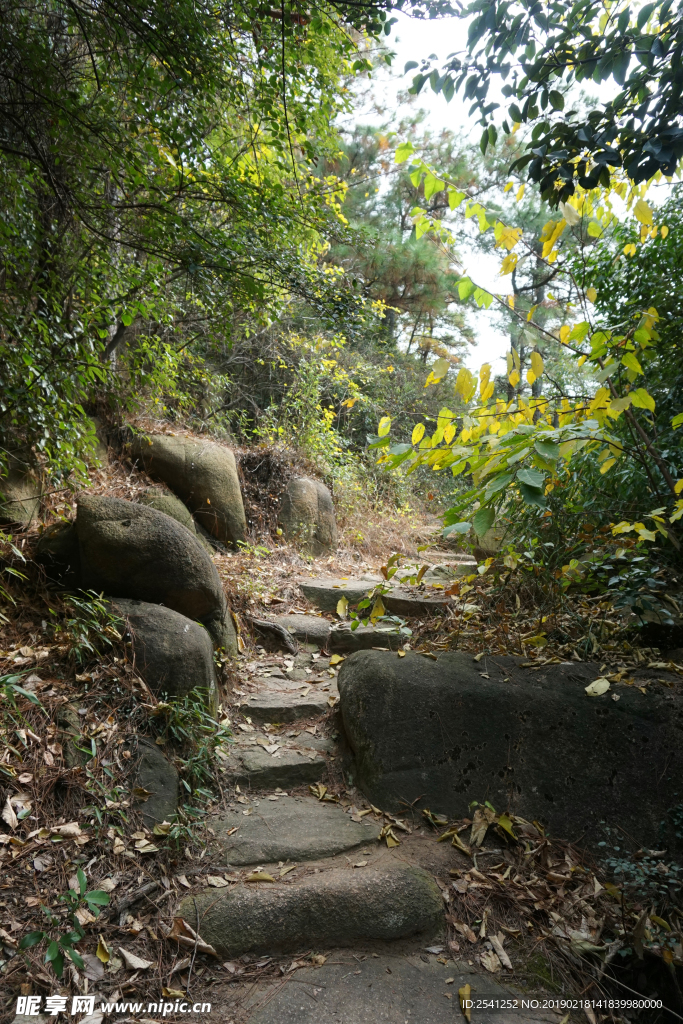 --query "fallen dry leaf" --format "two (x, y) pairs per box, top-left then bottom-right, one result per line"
(1, 795), (18, 830)
(480, 949), (502, 973)
(168, 917), (218, 957)
(585, 677), (610, 696)
(96, 935), (111, 963)
(52, 821), (81, 837)
(176, 874), (191, 888)
(119, 947), (154, 971)
(81, 953), (105, 981)
(207, 876), (230, 887)
(459, 982), (472, 1022)
(490, 933), (512, 970)
(246, 871), (275, 883)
